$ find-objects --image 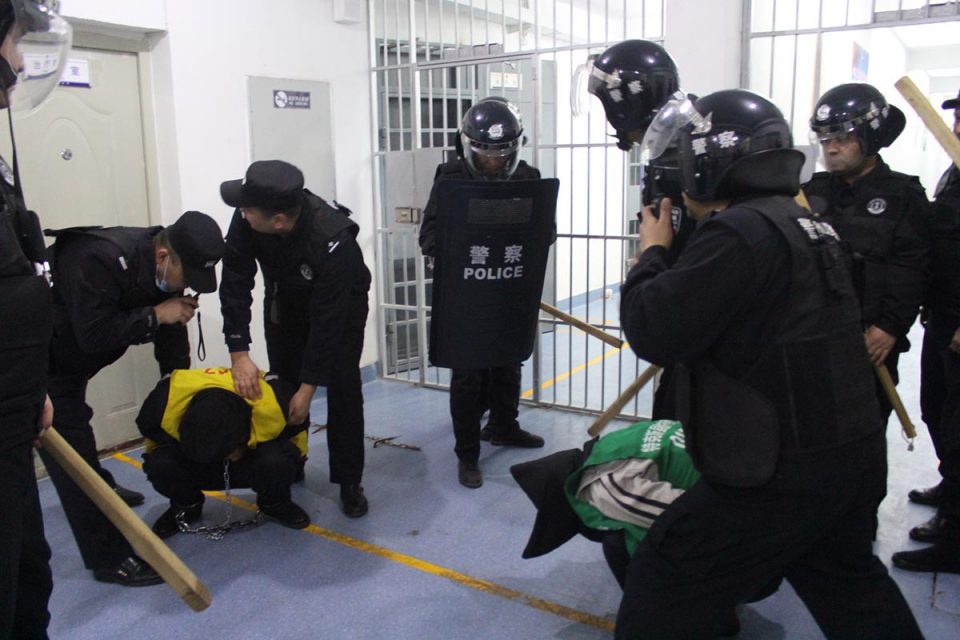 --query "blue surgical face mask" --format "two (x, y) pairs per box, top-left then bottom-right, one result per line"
(155, 256), (173, 292)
